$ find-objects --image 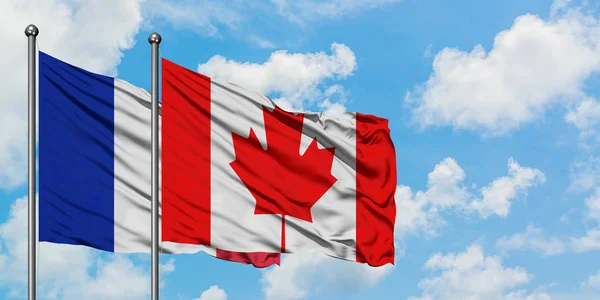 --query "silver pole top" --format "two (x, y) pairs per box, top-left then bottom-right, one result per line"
(148, 32), (162, 44)
(24, 24), (39, 37)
